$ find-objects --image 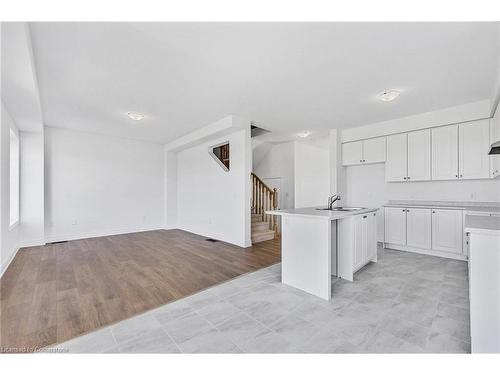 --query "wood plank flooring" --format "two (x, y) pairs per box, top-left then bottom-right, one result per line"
(0, 229), (280, 352)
